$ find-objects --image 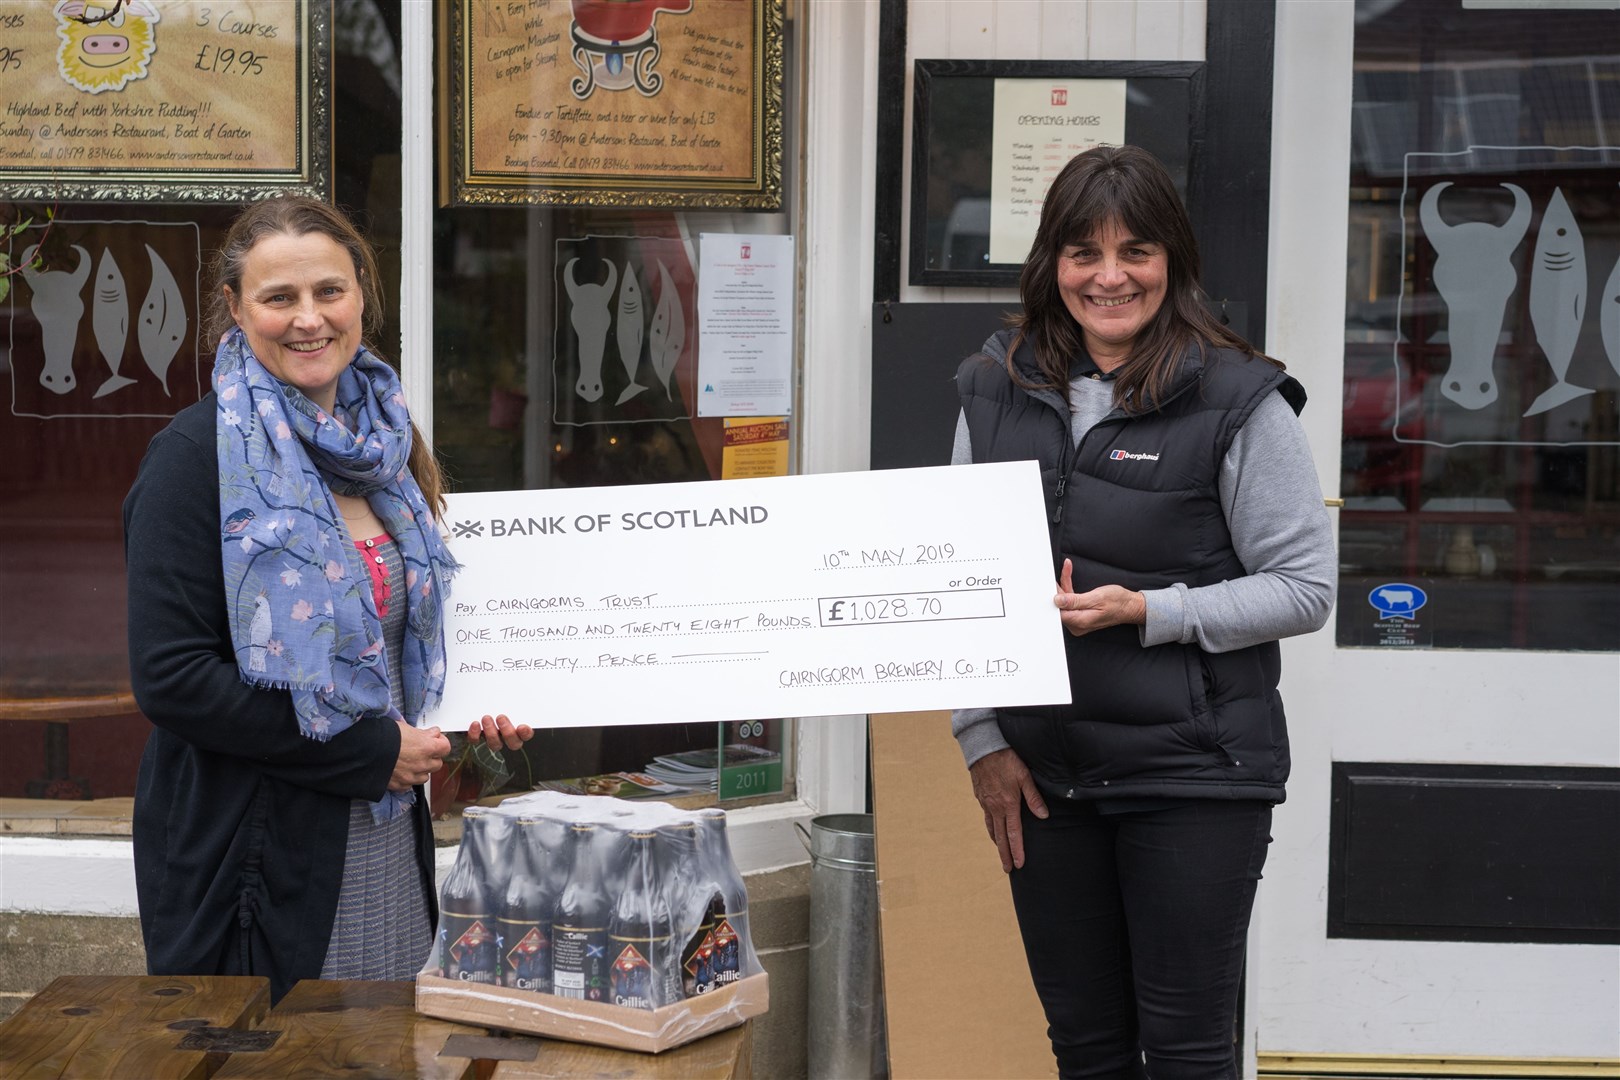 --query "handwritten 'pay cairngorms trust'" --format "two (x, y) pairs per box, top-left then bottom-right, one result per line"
(434, 463), (1072, 728)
